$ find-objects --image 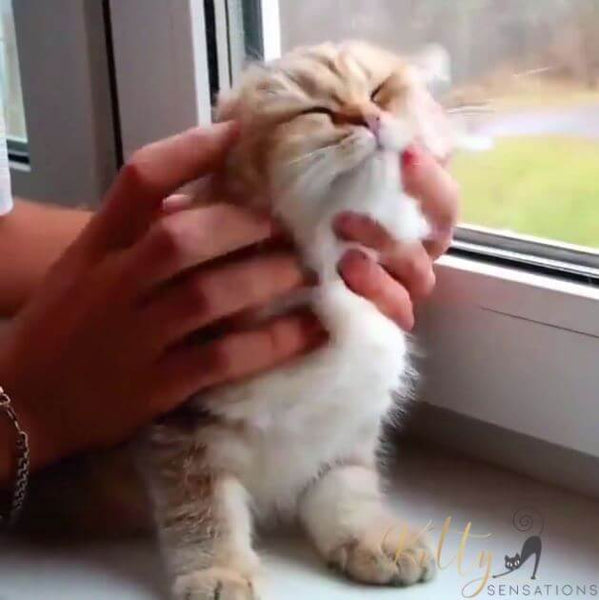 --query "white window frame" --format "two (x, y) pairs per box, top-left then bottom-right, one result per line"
(108, 1), (599, 466)
(11, 0), (117, 206)
(108, 0), (212, 160)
